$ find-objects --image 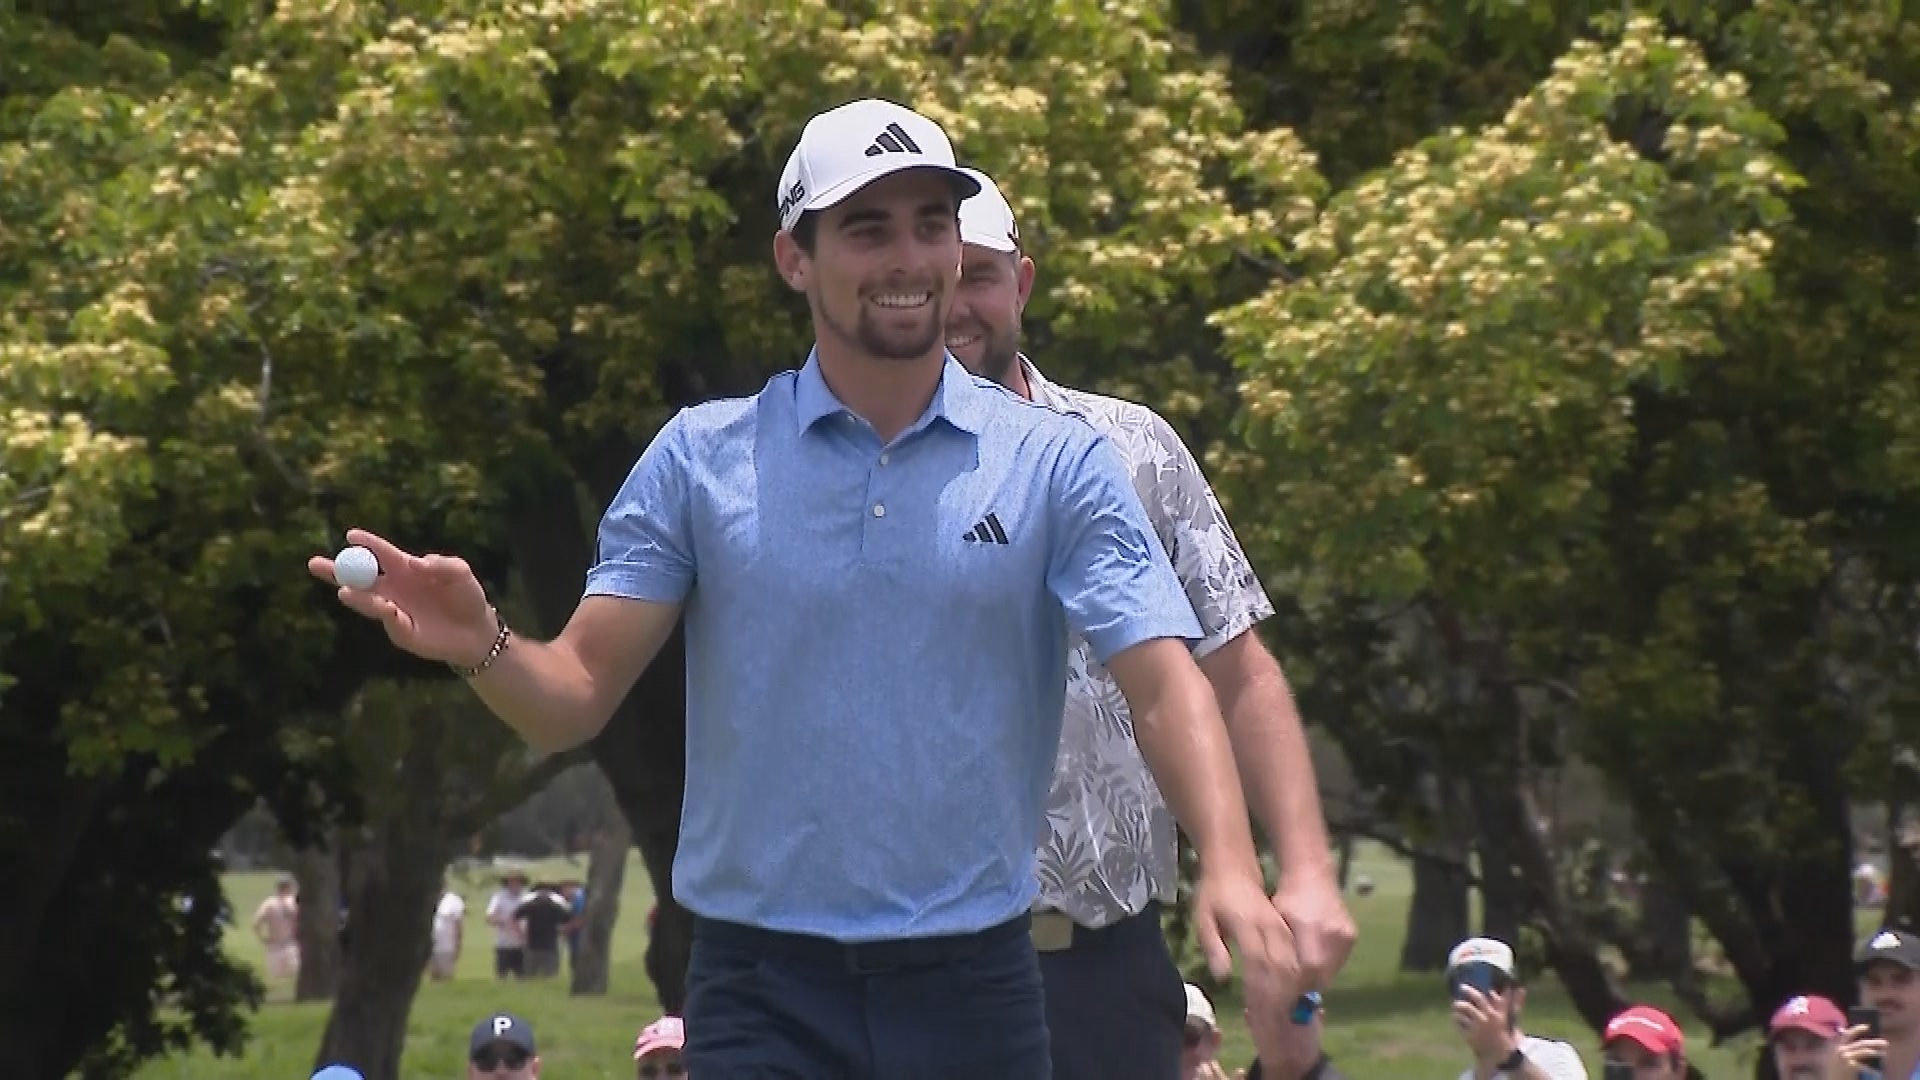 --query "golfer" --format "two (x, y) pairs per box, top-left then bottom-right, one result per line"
(949, 169), (1355, 1078)
(310, 98), (1296, 1078)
